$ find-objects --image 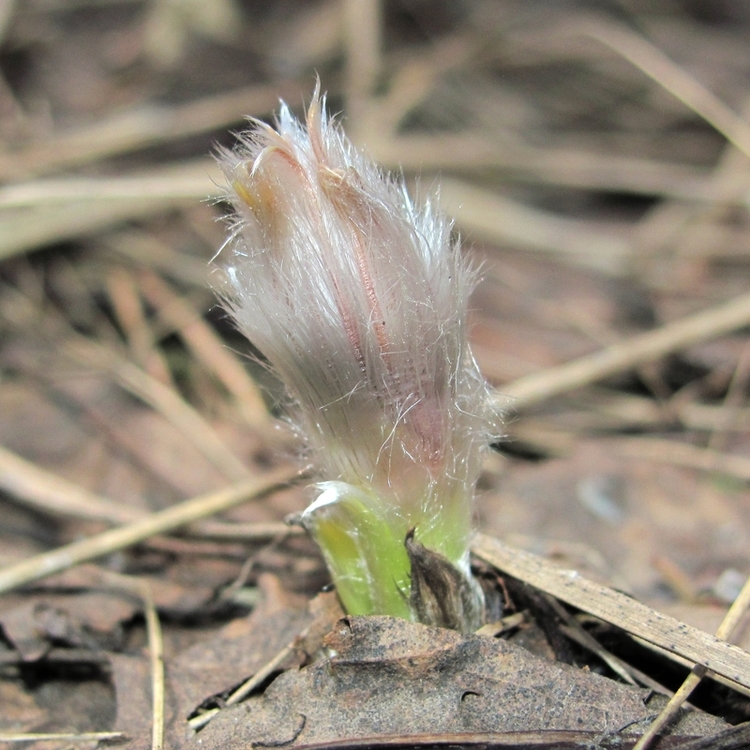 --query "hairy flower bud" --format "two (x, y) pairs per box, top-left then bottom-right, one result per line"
(216, 86), (500, 629)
